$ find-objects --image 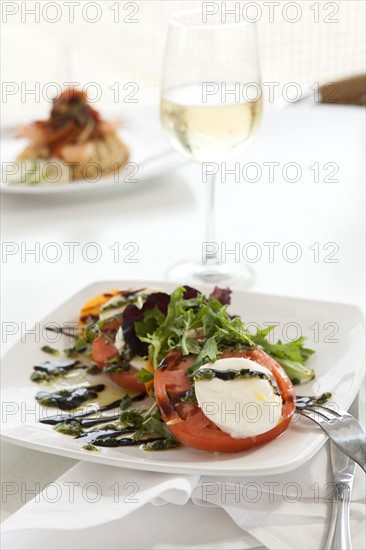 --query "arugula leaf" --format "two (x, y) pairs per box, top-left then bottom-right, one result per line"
(191, 336), (219, 370)
(133, 412), (173, 441)
(275, 359), (315, 385)
(119, 410), (144, 428)
(251, 327), (315, 383)
(134, 368), (154, 383)
(184, 337), (202, 355)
